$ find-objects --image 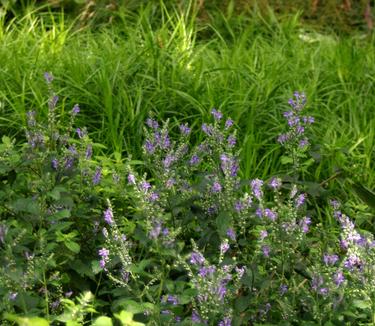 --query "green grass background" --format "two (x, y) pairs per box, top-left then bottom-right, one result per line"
(0, 3), (373, 200)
